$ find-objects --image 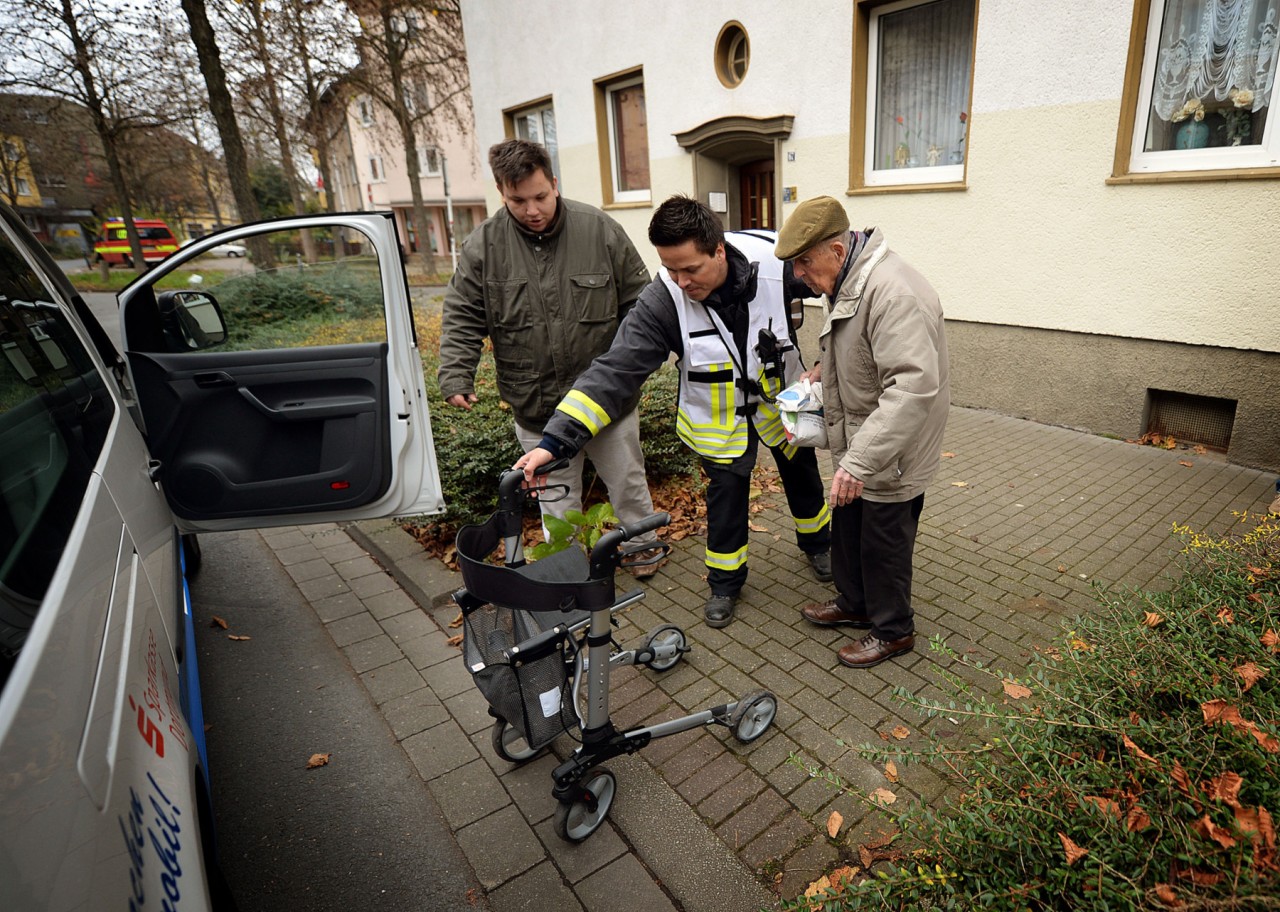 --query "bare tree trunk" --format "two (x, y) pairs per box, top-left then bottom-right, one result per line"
(178, 0), (273, 267)
(57, 0), (146, 273)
